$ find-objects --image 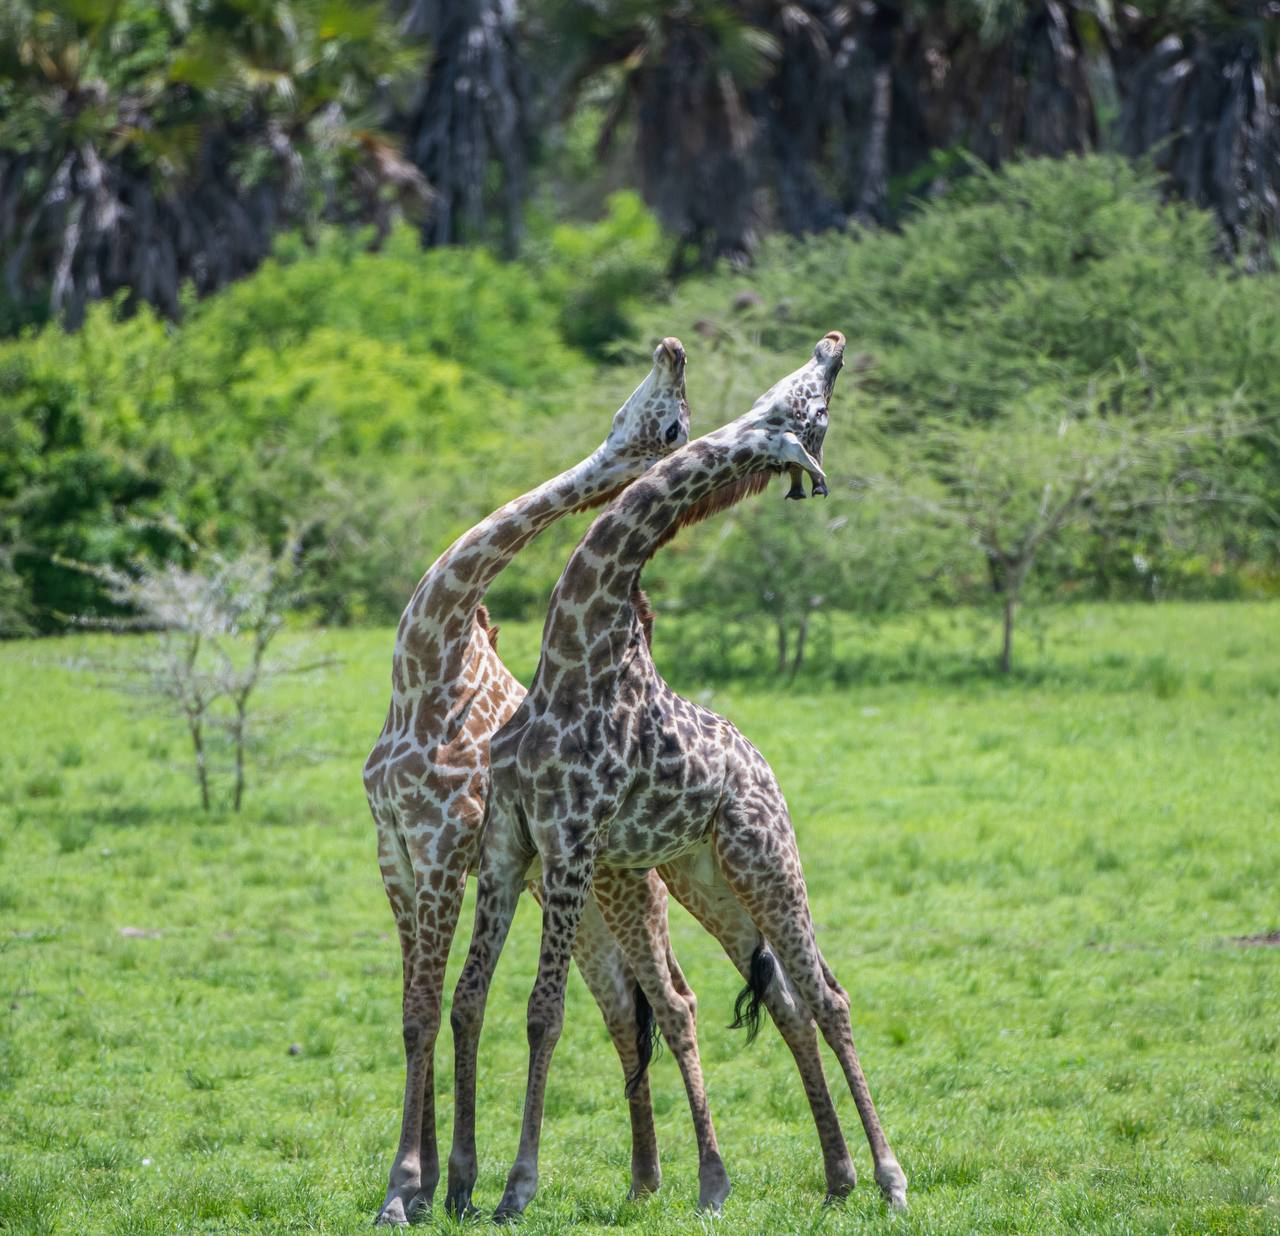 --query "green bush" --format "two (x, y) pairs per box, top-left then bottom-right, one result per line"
(631, 154), (1280, 620)
(0, 219), (639, 628)
(2, 157), (1276, 637)
(528, 192), (672, 357)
